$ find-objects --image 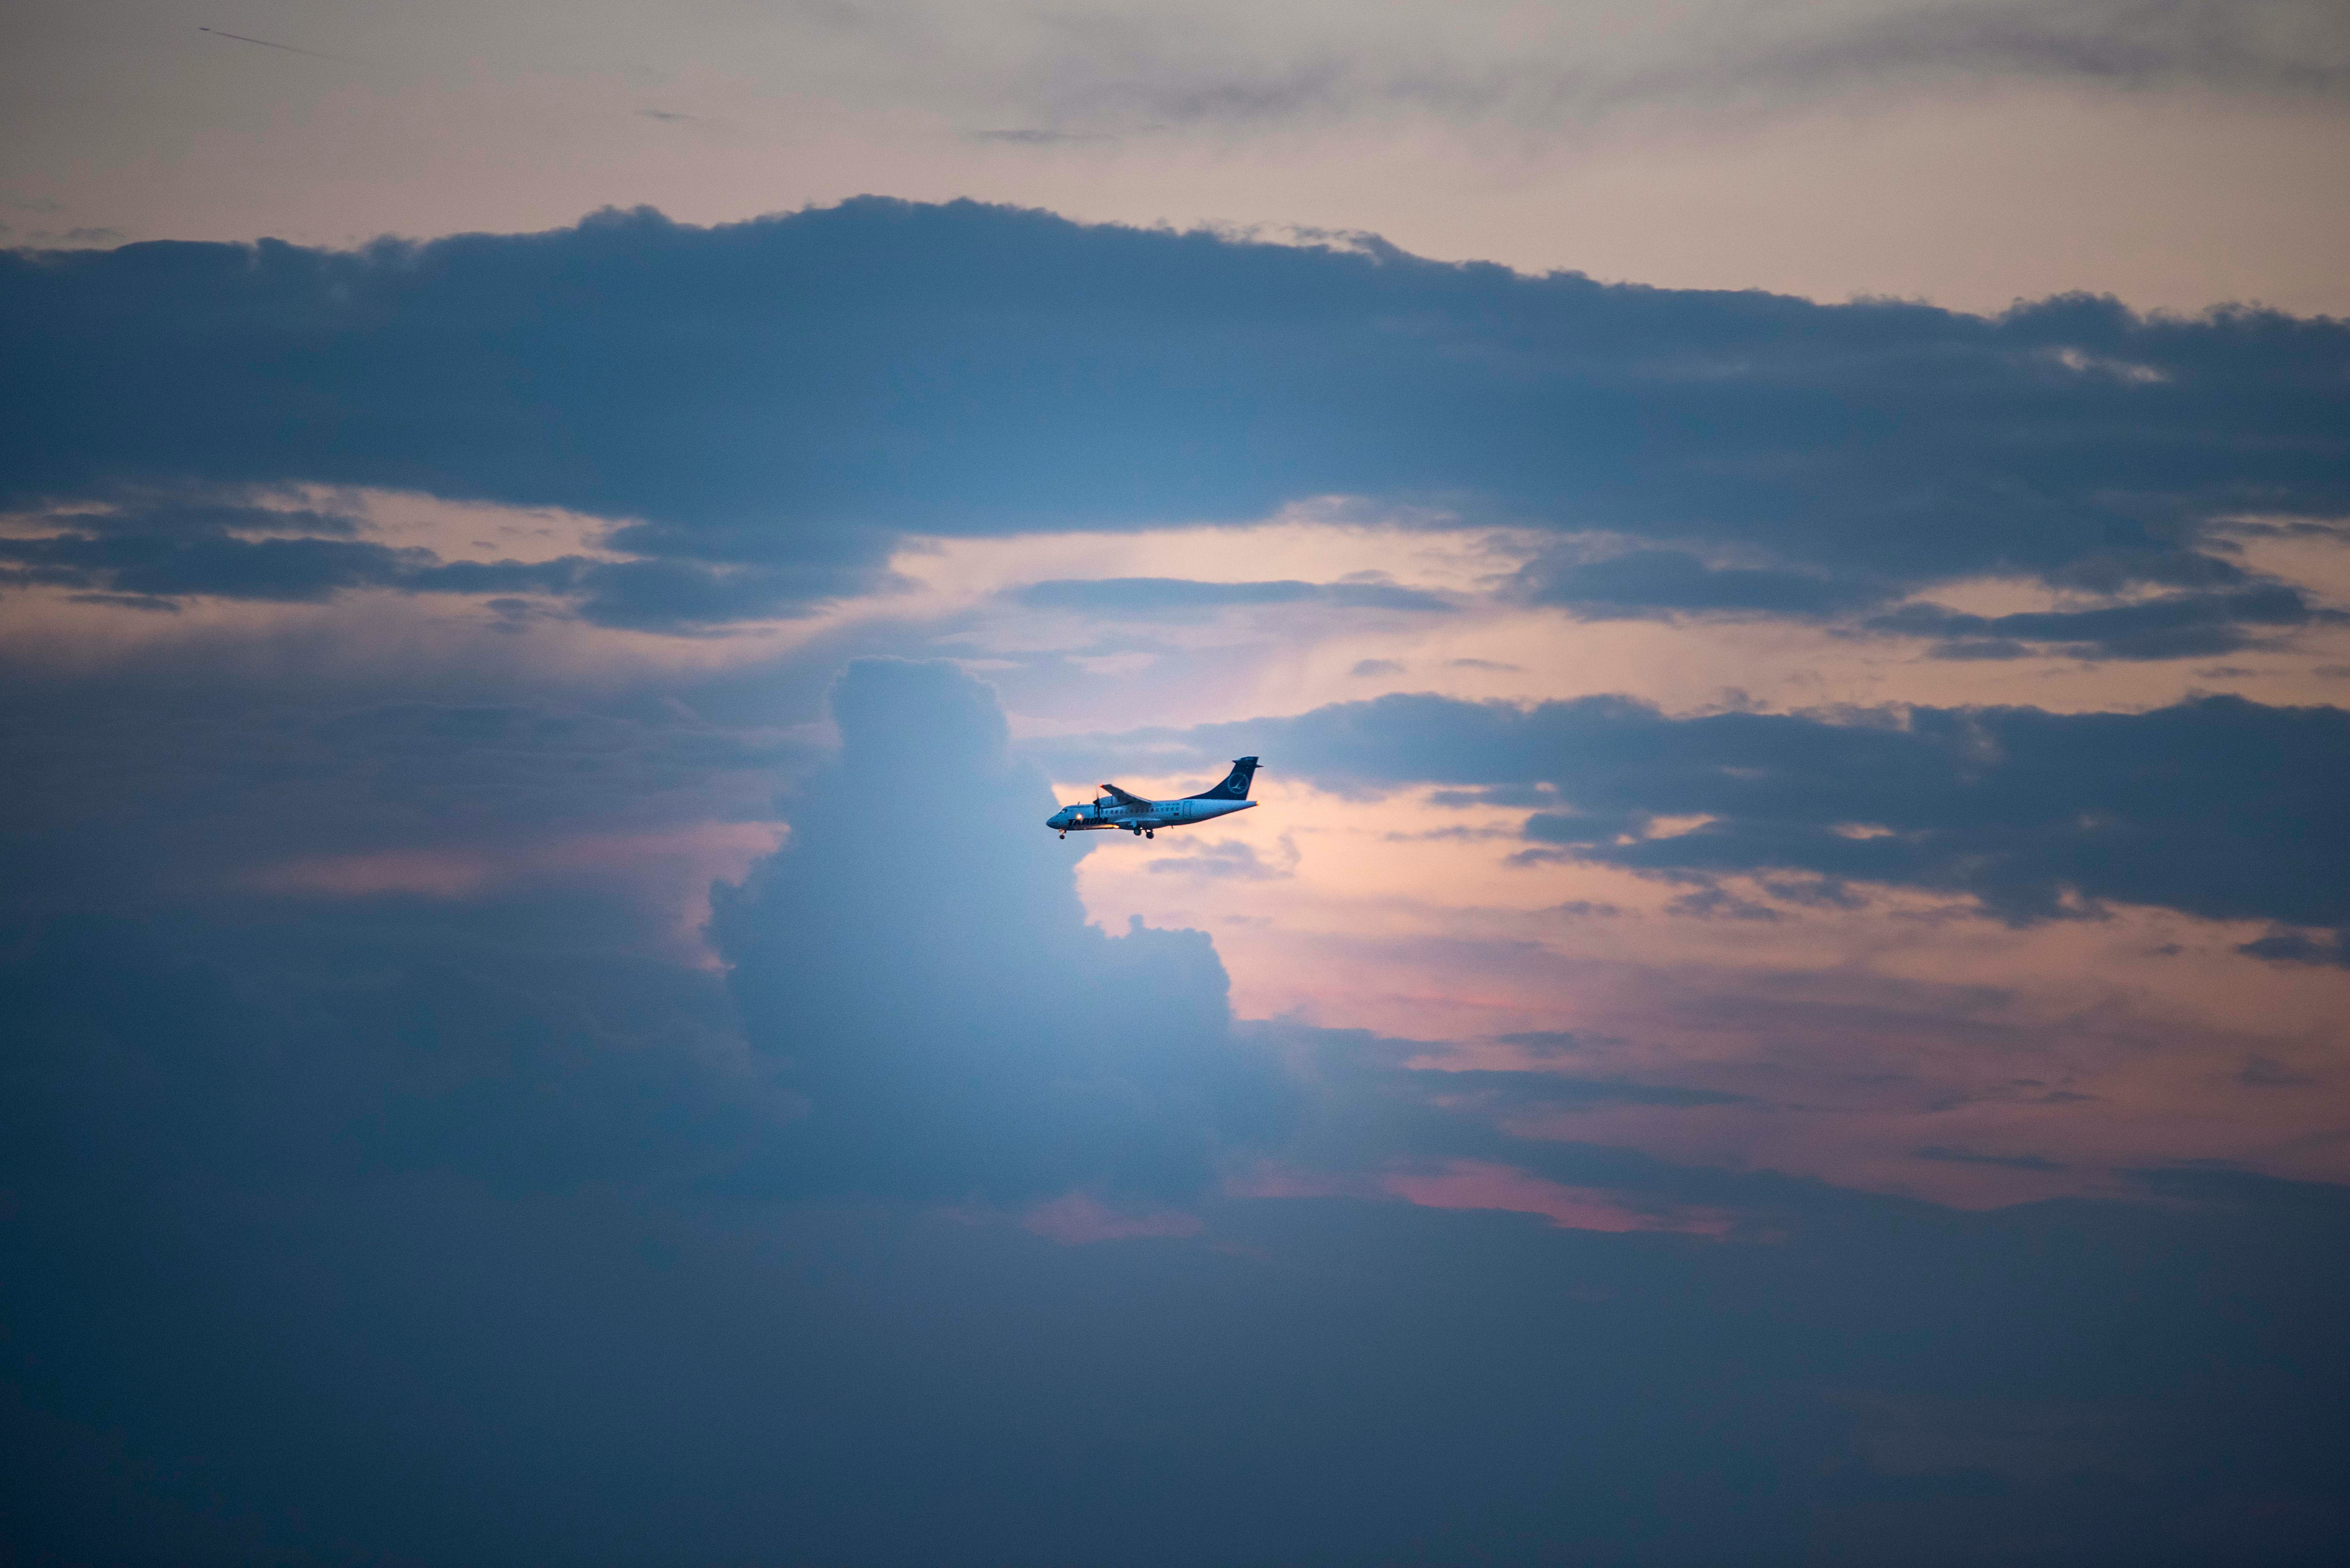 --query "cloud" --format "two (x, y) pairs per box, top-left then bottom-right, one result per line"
(11, 949), (2348, 1563)
(965, 128), (1117, 144)
(1915, 1145), (2066, 1172)
(1720, 0), (2350, 104)
(1147, 835), (1298, 880)
(3, 178), (2348, 1564)
(6, 201), (2345, 629)
(1405, 1067), (1751, 1110)
(1017, 577), (1453, 617)
(1870, 584), (2341, 660)
(4, 644), (2348, 1560)
(1504, 520), (2343, 662)
(0, 494), (869, 630)
(1067, 690), (2350, 925)
(0, 665), (803, 924)
(0, 524), (435, 601)
(1512, 547), (1887, 619)
(807, 1), (2350, 135)
(0, 900), (773, 1210)
(2237, 925), (2350, 967)
(1, 653), (1291, 1211)
(1658, 884), (1789, 921)
(711, 659), (1293, 1202)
